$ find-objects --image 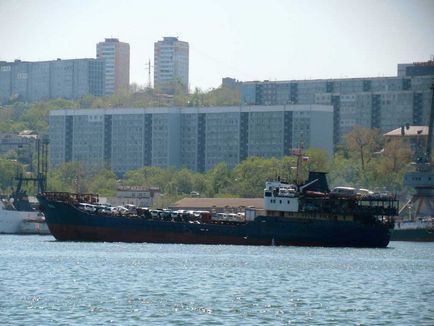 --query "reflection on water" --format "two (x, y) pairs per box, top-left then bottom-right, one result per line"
(0, 236), (433, 325)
